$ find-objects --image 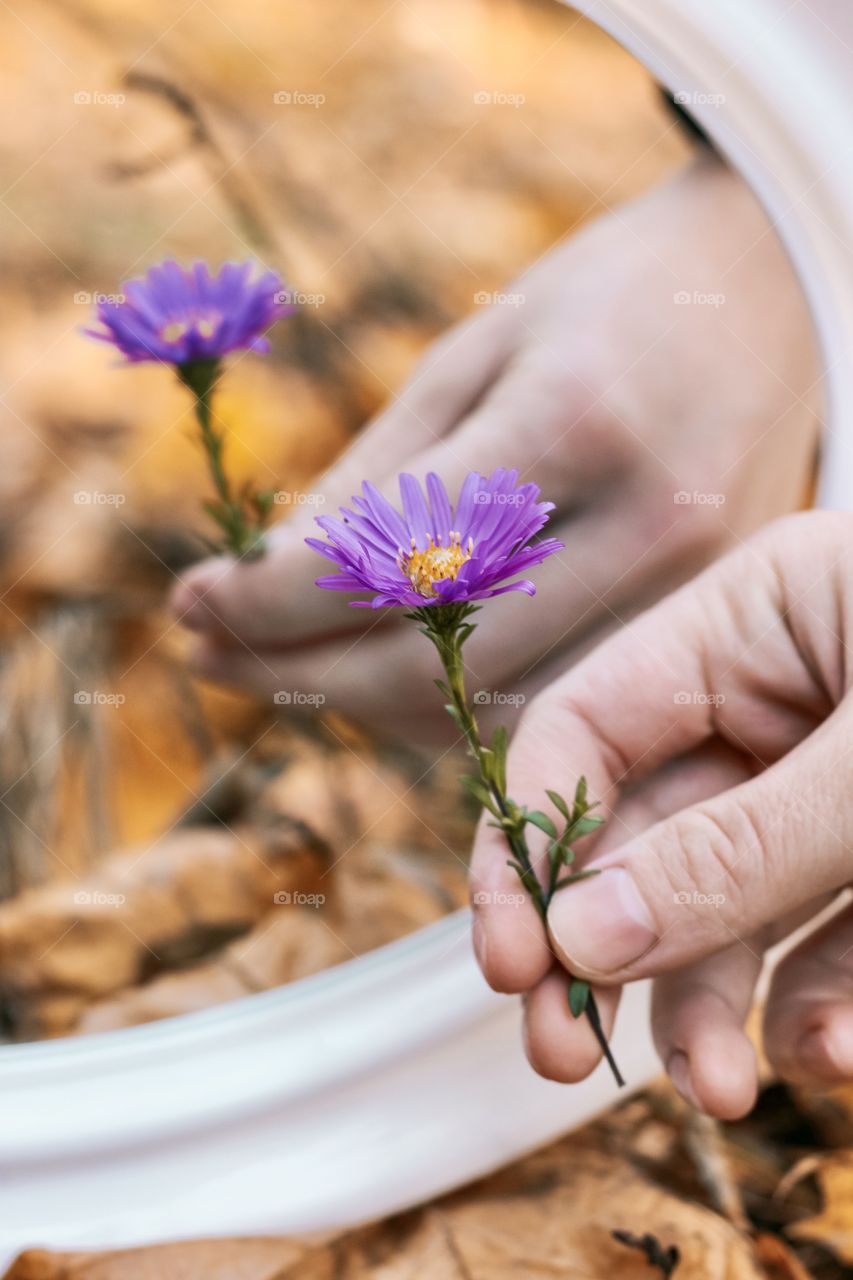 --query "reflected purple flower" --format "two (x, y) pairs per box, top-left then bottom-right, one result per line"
(85, 259), (293, 365)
